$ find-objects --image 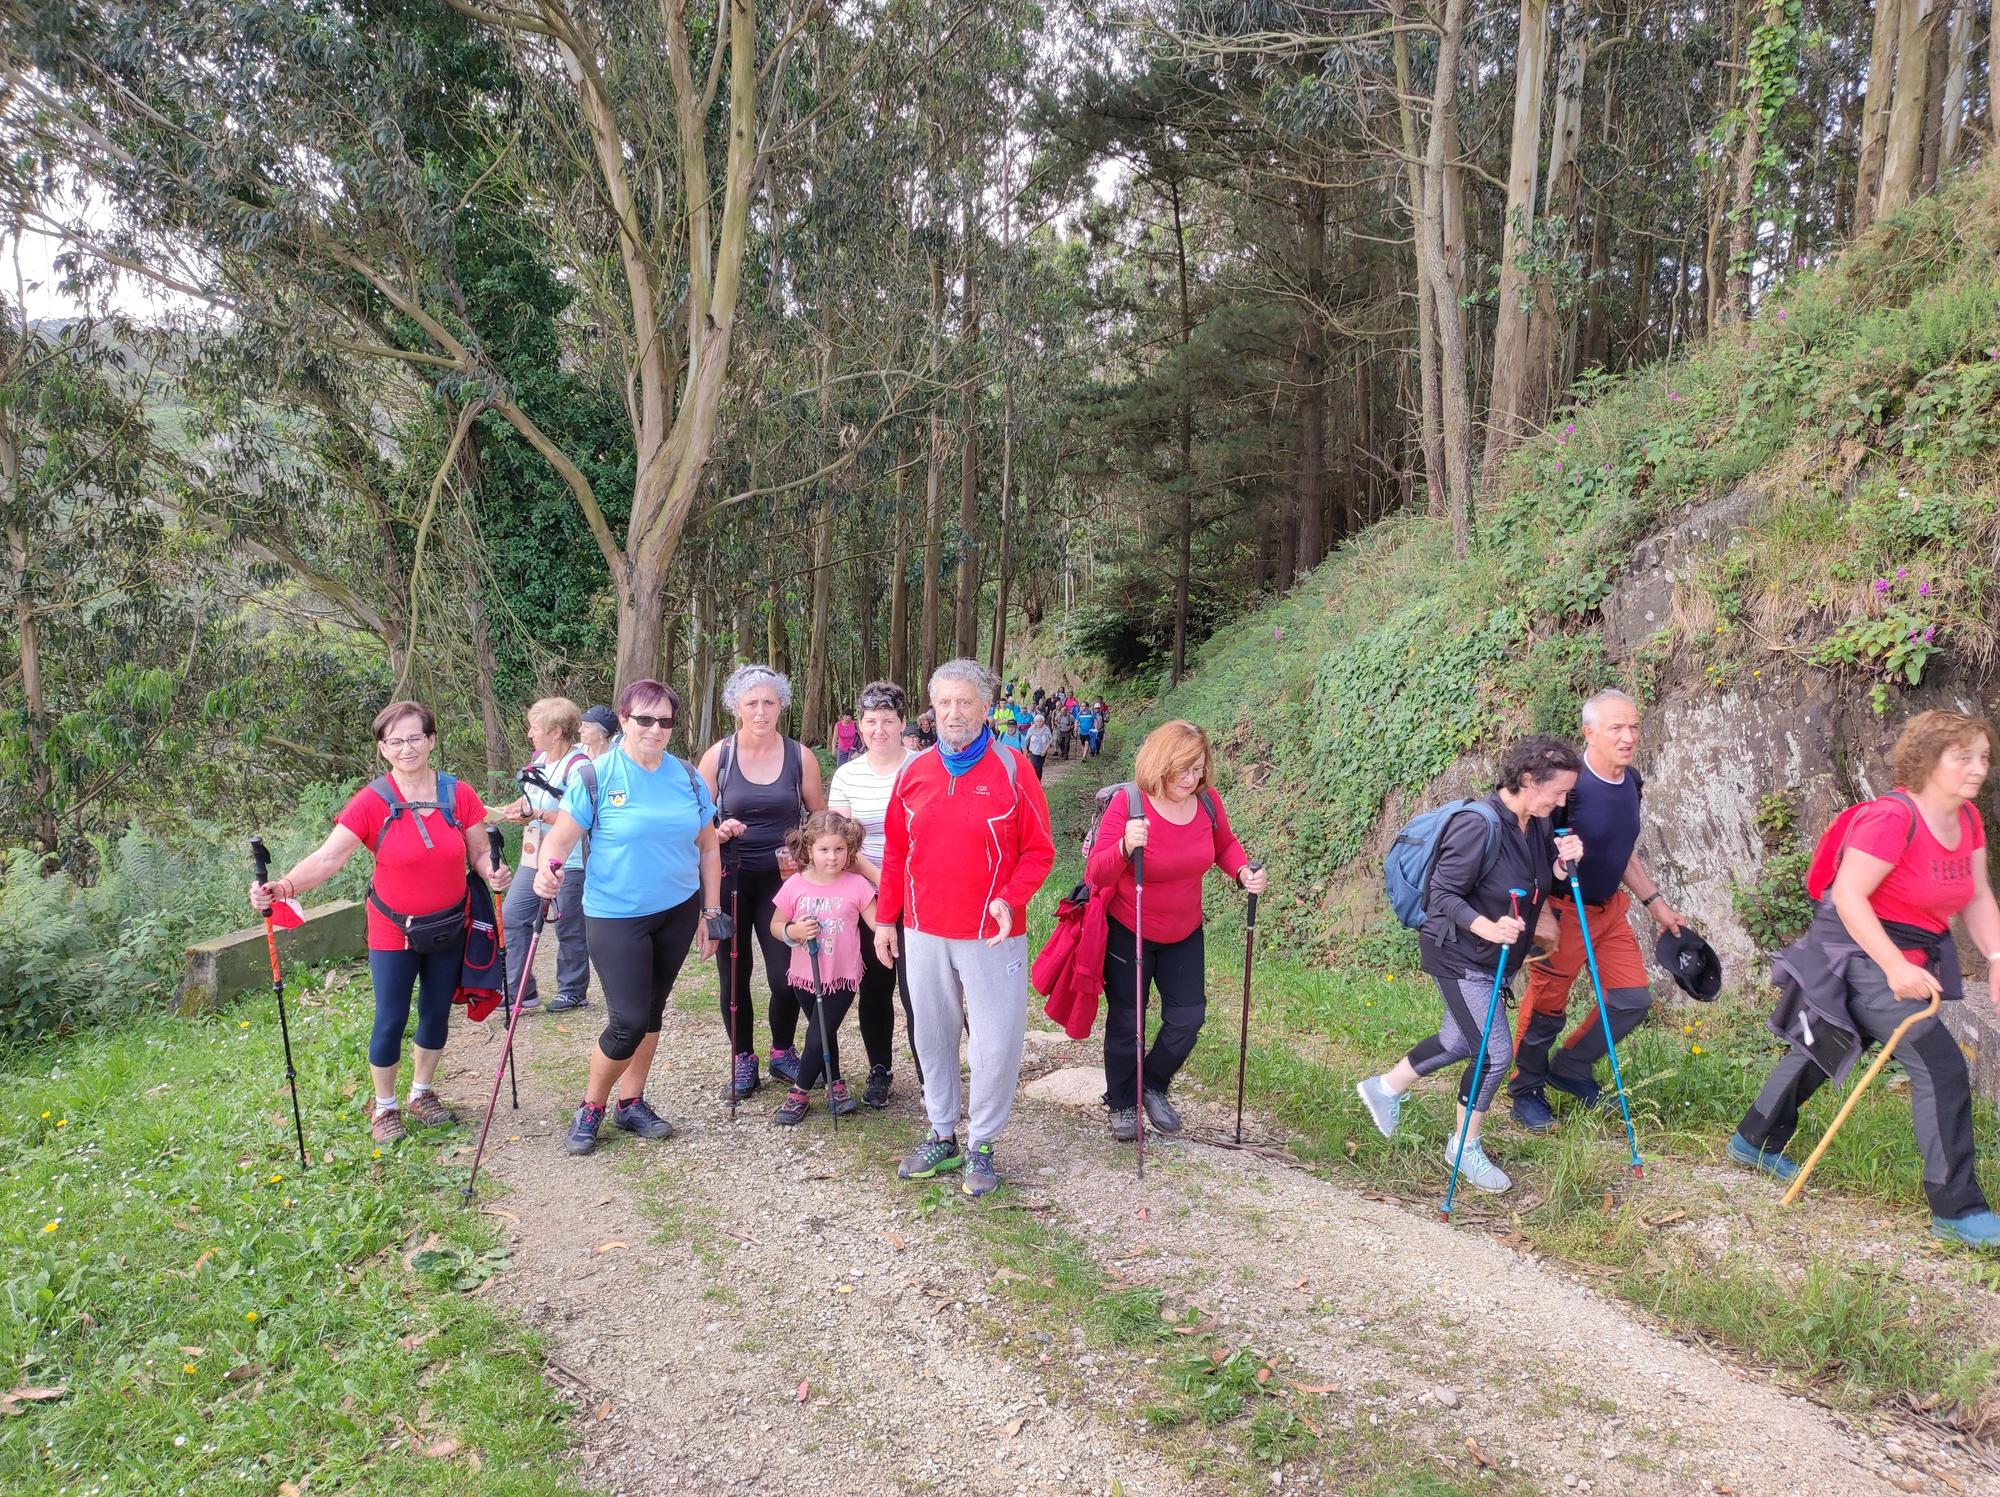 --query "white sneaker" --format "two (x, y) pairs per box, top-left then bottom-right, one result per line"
(1356, 1076), (1404, 1139)
(1444, 1137), (1511, 1193)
